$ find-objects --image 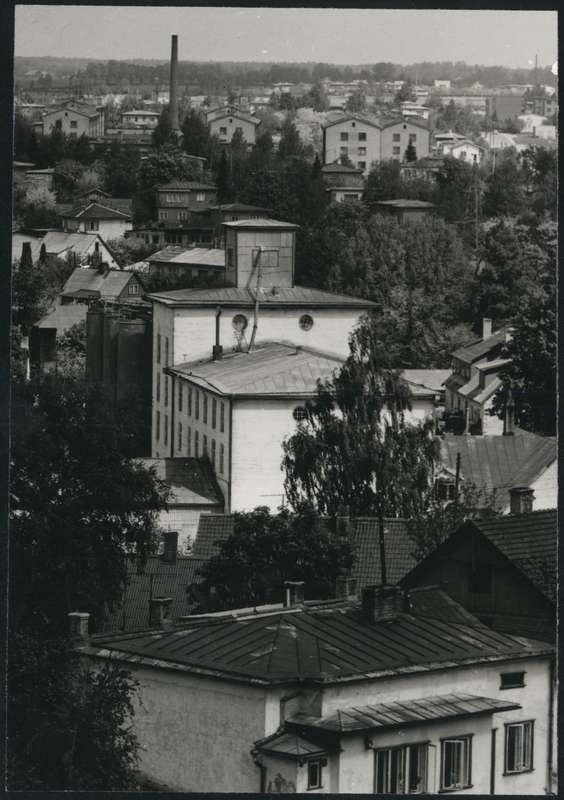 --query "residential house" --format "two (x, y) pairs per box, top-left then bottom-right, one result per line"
(321, 163), (365, 203)
(485, 95), (524, 124)
(433, 129), (468, 155)
(136, 459), (224, 552)
(400, 155), (444, 183)
(436, 432), (557, 513)
(77, 188), (133, 214)
(444, 318), (512, 434)
(119, 109), (160, 128)
(373, 199), (436, 222)
(156, 181), (217, 227)
(399, 369), (450, 420)
(147, 246), (225, 281)
(60, 201), (133, 239)
(380, 119), (431, 162)
(400, 102), (430, 121)
(434, 79), (451, 90)
(442, 140), (486, 164)
(79, 585), (555, 793)
(40, 100), (105, 138)
(402, 508), (556, 643)
(38, 231), (120, 268)
(208, 108), (261, 146)
(523, 91), (558, 118)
